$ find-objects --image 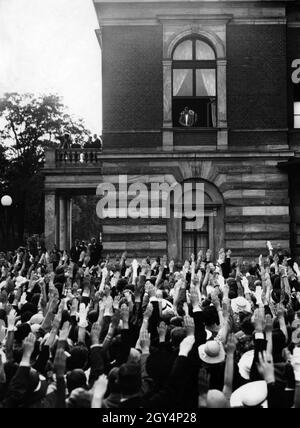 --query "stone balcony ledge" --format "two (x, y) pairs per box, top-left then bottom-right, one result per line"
(45, 148), (102, 169)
